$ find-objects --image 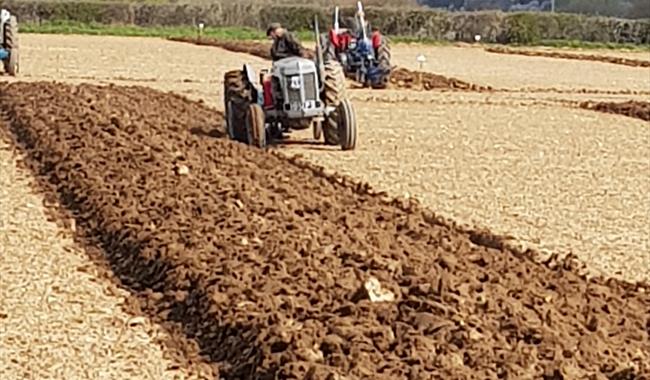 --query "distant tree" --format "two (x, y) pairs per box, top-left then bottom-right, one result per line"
(464, 0), (511, 10)
(417, 0), (451, 7)
(418, 0), (643, 17)
(627, 0), (650, 18)
(556, 0), (627, 17)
